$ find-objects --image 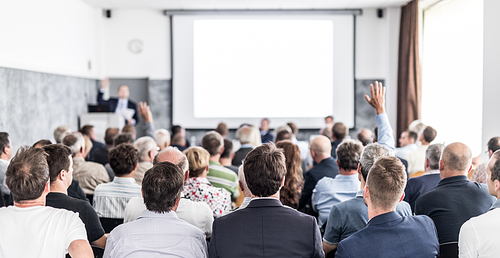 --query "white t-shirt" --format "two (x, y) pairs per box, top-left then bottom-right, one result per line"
(459, 208), (500, 258)
(0, 205), (87, 257)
